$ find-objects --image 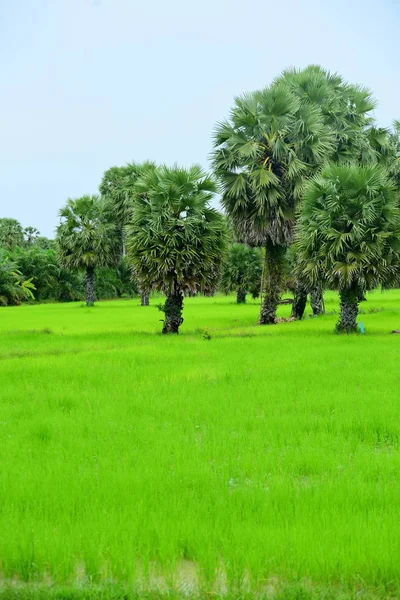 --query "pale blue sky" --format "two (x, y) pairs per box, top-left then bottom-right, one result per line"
(1, 0), (399, 237)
